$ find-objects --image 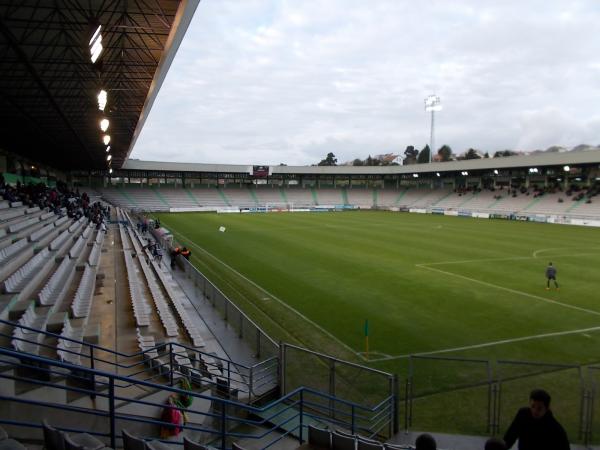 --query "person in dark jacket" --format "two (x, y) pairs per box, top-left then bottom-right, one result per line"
(503, 389), (569, 450)
(545, 262), (559, 290)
